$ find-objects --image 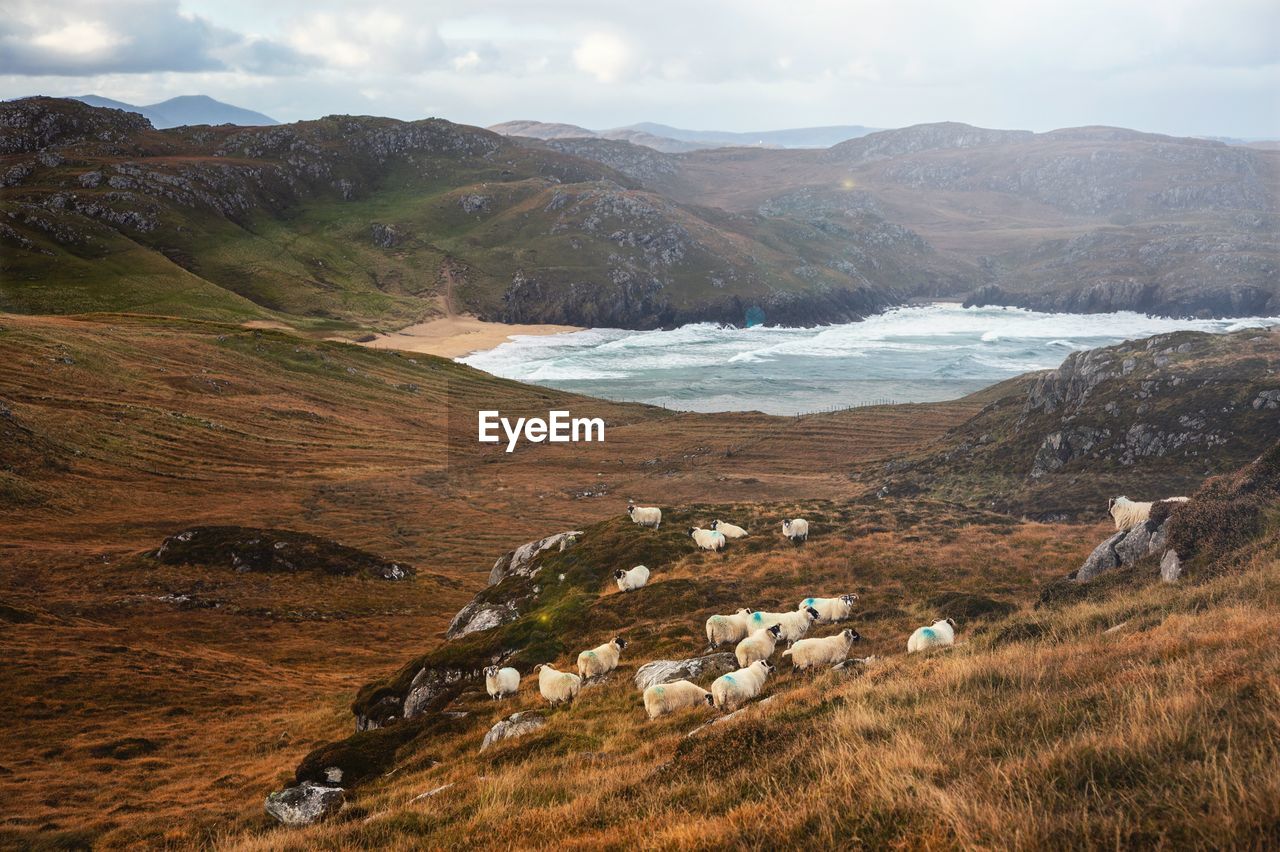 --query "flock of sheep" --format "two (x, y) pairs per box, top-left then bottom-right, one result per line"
(481, 503), (958, 722)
